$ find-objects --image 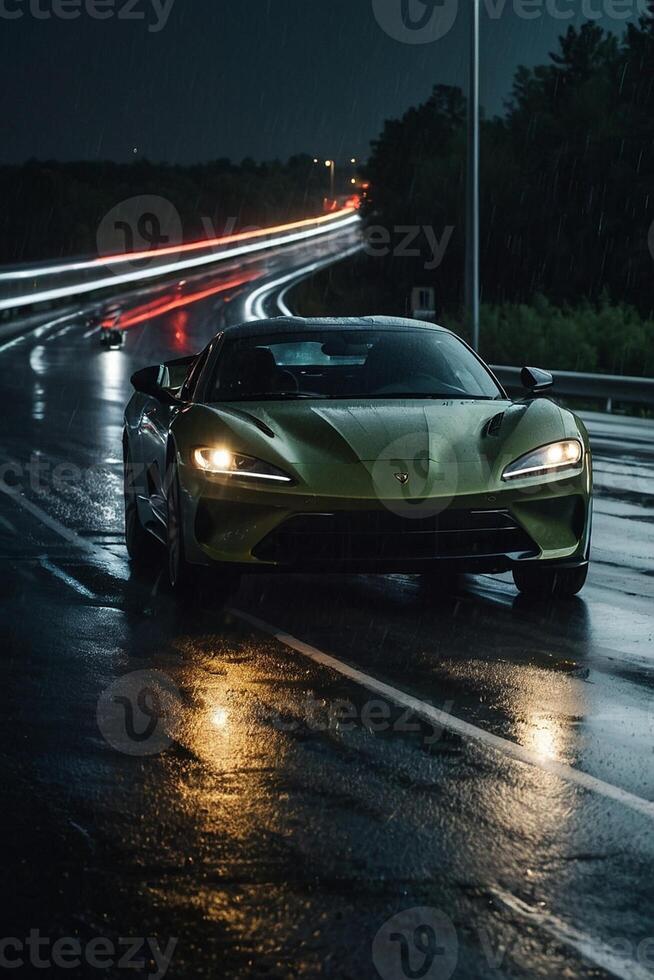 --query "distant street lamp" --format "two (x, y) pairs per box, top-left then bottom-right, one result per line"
(466, 0), (480, 352)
